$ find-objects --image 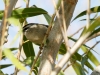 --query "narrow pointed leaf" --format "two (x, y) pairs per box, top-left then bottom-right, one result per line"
(3, 48), (28, 72)
(59, 43), (93, 70)
(87, 17), (100, 32)
(0, 64), (12, 69)
(81, 46), (99, 66)
(0, 8), (47, 19)
(31, 5), (51, 24)
(71, 60), (86, 75)
(23, 36), (35, 57)
(72, 6), (100, 21)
